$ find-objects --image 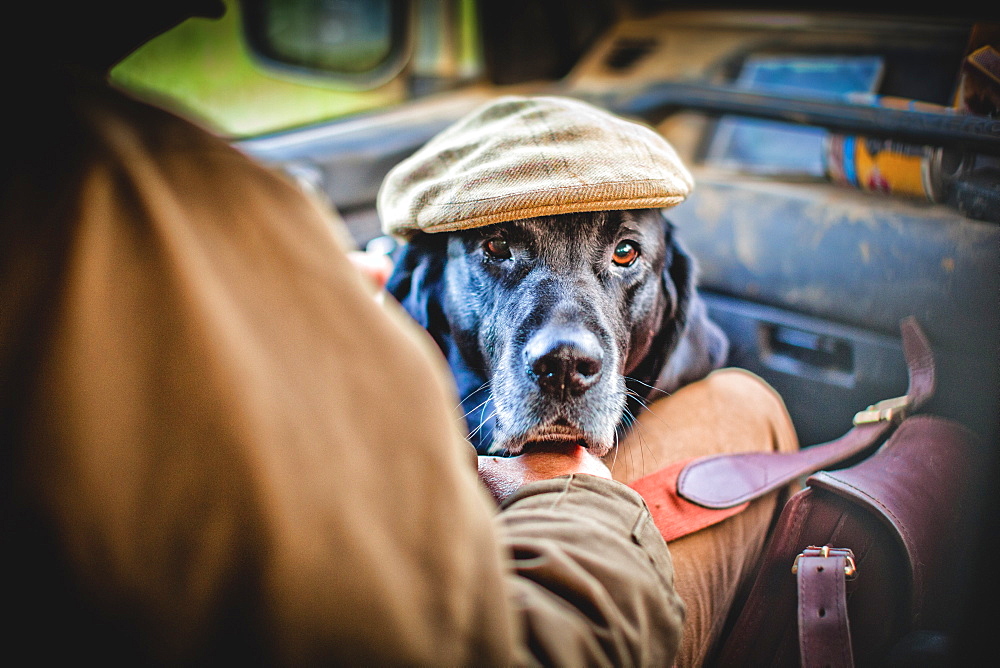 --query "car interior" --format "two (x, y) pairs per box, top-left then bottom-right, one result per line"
(104, 0), (999, 663)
